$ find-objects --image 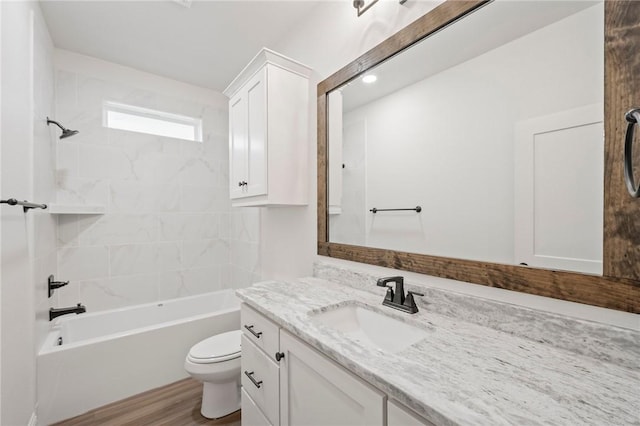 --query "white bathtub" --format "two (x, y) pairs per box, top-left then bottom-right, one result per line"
(37, 289), (240, 425)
